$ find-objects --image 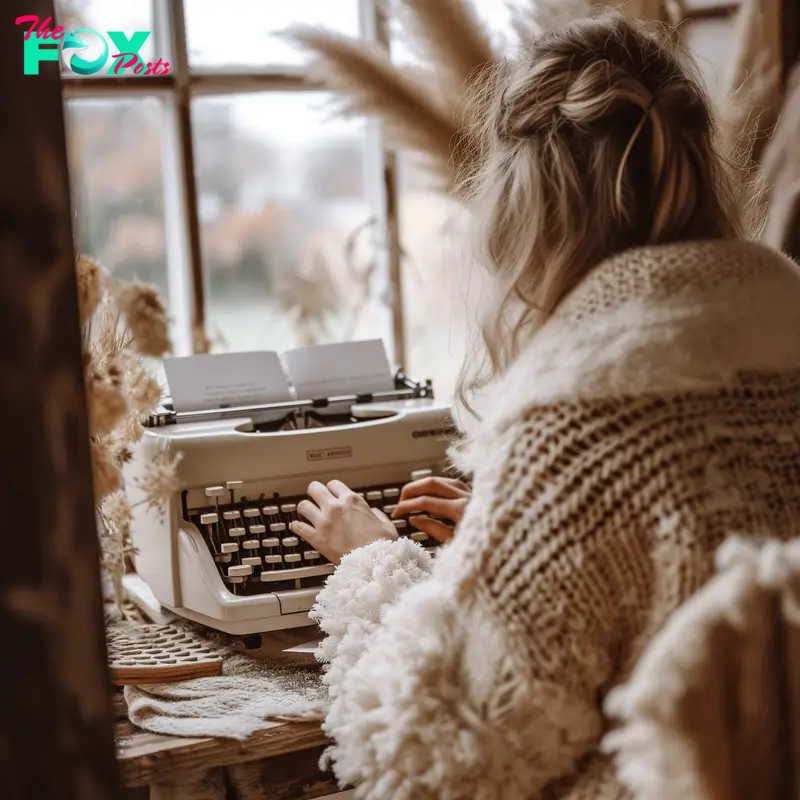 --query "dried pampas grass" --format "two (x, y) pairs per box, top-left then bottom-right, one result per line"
(390, 0), (494, 101)
(111, 280), (171, 357)
(290, 28), (462, 187)
(133, 448), (184, 523)
(77, 255), (174, 611)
